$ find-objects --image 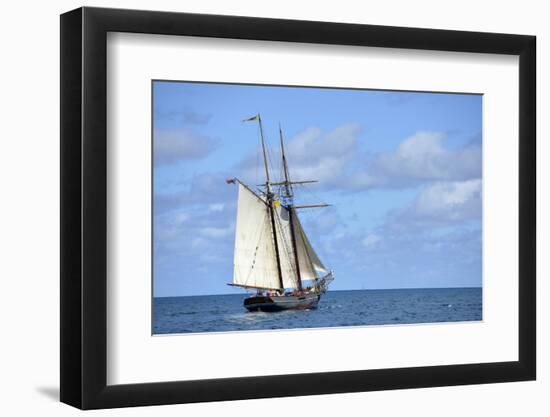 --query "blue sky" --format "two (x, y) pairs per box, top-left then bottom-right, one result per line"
(153, 81), (482, 297)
